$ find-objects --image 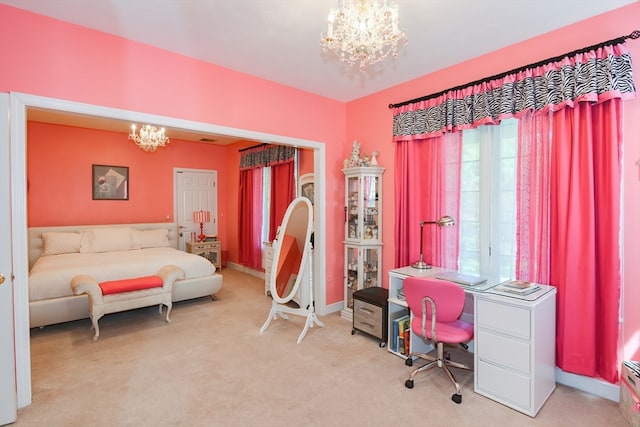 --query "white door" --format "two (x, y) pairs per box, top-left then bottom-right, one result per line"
(0, 93), (17, 424)
(175, 169), (218, 251)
